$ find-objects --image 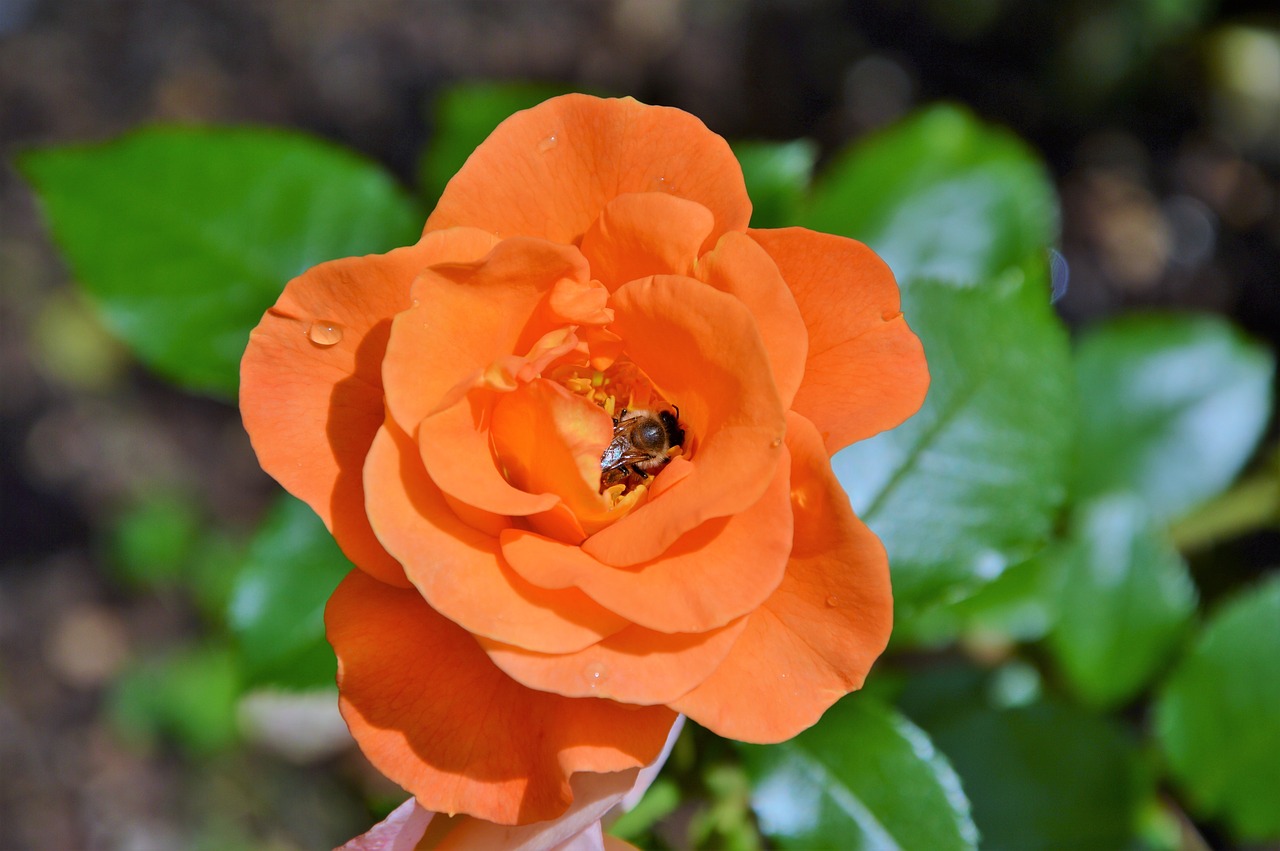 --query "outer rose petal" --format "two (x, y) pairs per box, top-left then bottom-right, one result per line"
(579, 193), (713, 290)
(695, 231), (808, 409)
(425, 94), (751, 254)
(670, 412), (892, 742)
(241, 227), (498, 586)
(583, 275), (787, 567)
(341, 719), (684, 850)
(499, 447), (792, 633)
(432, 717), (685, 851)
(479, 616), (748, 706)
(338, 797), (431, 851)
(364, 420), (628, 654)
(749, 227), (929, 454)
(327, 570), (677, 826)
